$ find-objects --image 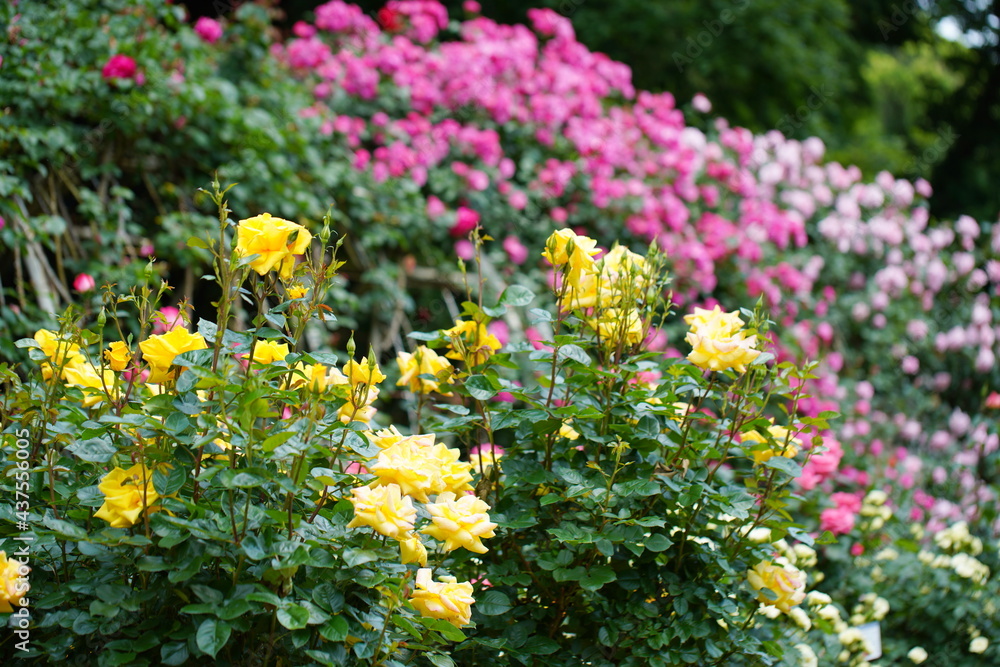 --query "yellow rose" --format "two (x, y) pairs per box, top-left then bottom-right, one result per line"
(743, 422), (801, 464)
(304, 363), (328, 393)
(94, 464), (162, 528)
(409, 568), (475, 628)
(590, 307), (644, 347)
(443, 319), (501, 366)
(564, 244), (648, 310)
(343, 357), (387, 387)
(370, 425), (404, 450)
(469, 444), (504, 473)
(62, 359), (117, 407)
(684, 306), (761, 373)
(34, 329), (83, 368)
(0, 551), (28, 613)
(346, 483), (416, 539)
(139, 328), (208, 383)
(433, 445), (475, 497)
(684, 305), (745, 335)
(250, 340), (289, 365)
(686, 330), (761, 373)
(287, 284), (308, 300)
(338, 398), (378, 424)
(559, 421), (580, 440)
(370, 436), (473, 502)
(399, 533), (429, 567)
(748, 560), (806, 612)
(542, 228), (600, 284)
(283, 362), (328, 393)
(396, 346), (453, 395)
(421, 491), (497, 554)
(104, 341), (132, 371)
(369, 427), (434, 451)
(369, 438), (441, 503)
(235, 213), (313, 282)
